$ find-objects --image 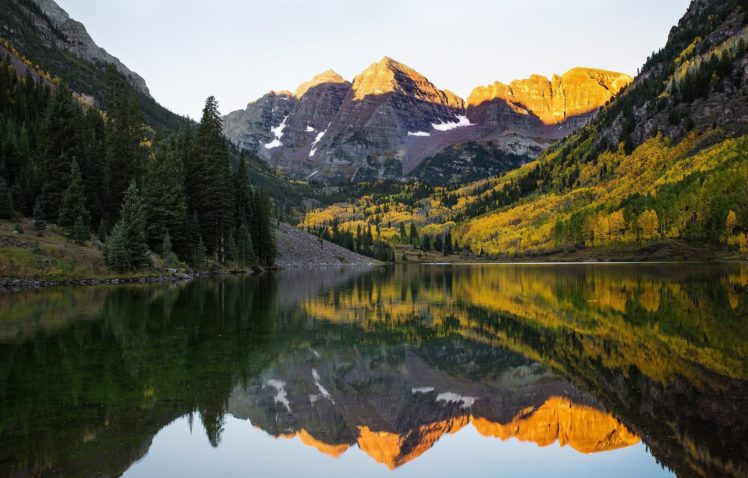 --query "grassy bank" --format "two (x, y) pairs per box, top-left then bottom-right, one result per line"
(0, 218), (195, 283)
